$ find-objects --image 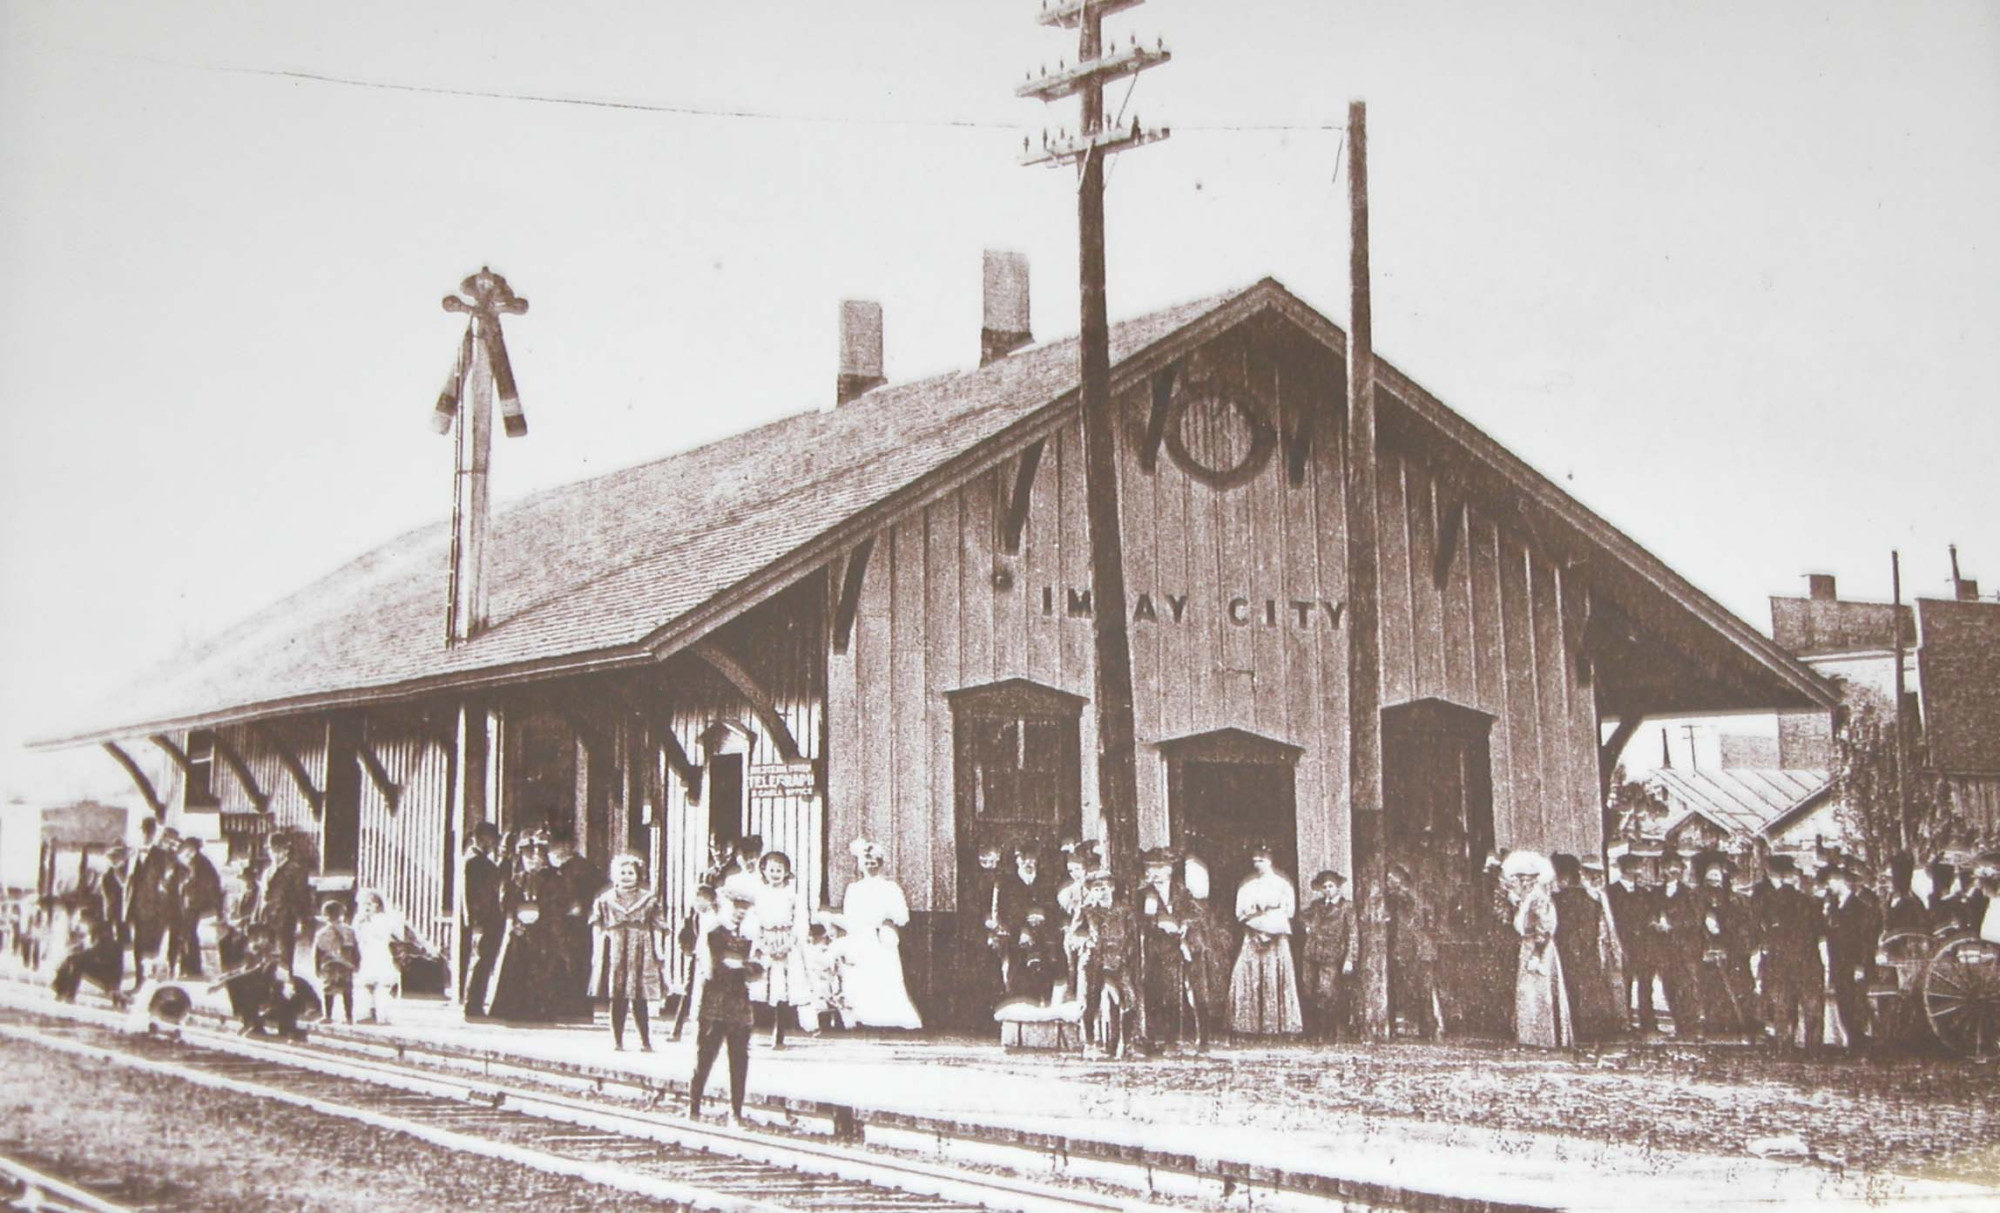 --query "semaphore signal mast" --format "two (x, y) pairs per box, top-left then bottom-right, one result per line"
(1017, 0), (1170, 875)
